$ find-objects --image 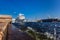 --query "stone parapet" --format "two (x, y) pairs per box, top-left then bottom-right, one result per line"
(0, 15), (12, 40)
